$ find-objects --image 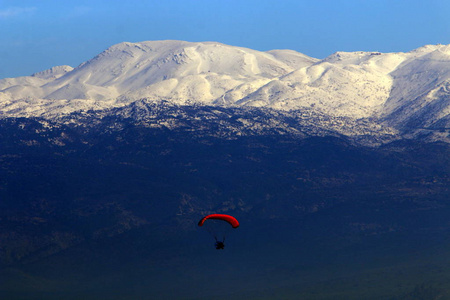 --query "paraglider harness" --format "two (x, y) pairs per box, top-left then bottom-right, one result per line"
(215, 239), (225, 250)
